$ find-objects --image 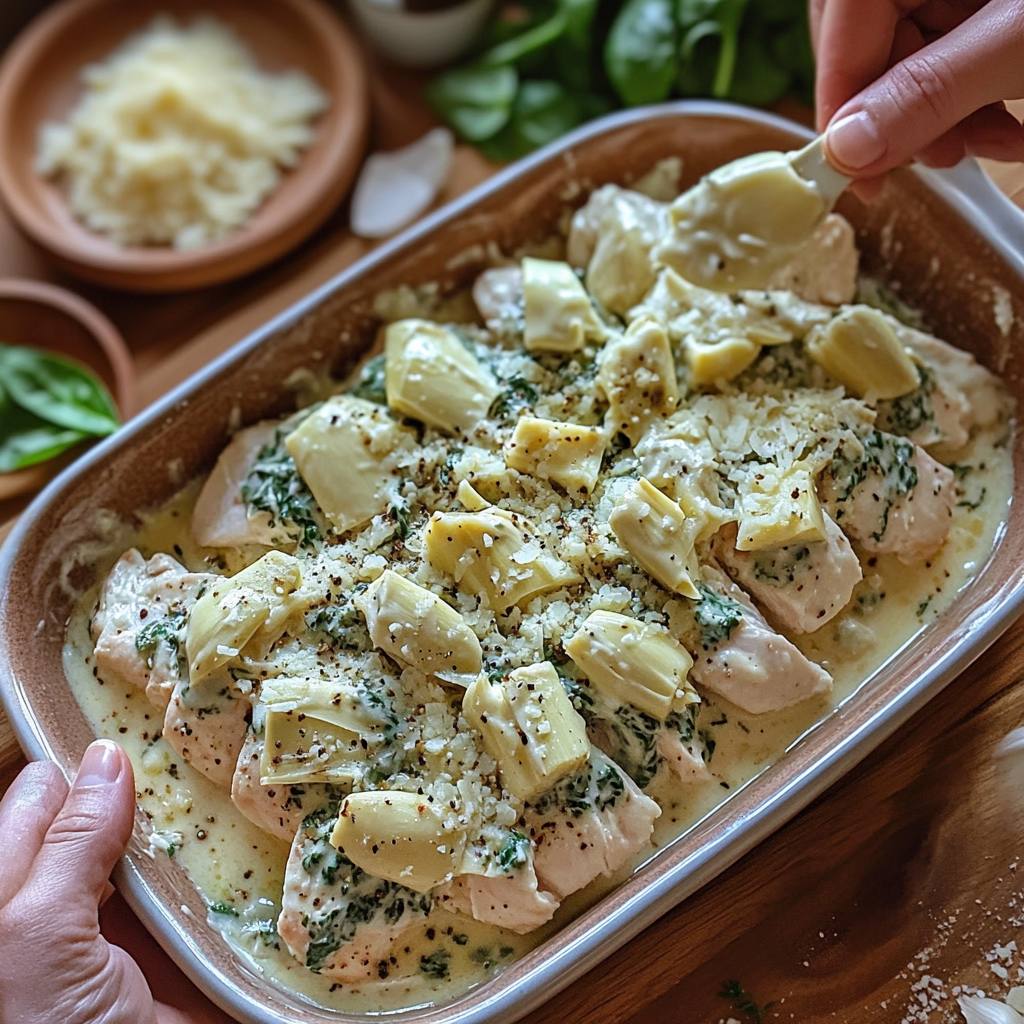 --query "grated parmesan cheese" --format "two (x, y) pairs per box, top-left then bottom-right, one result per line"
(37, 16), (327, 249)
